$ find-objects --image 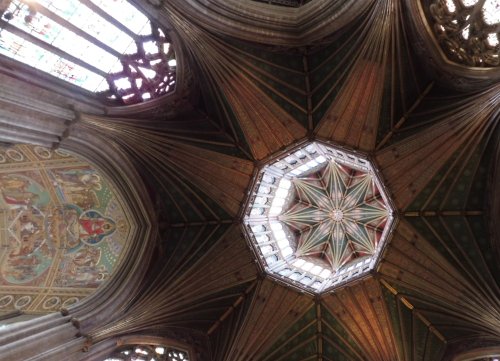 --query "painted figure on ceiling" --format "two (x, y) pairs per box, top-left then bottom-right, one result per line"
(0, 174), (50, 208)
(50, 169), (102, 209)
(78, 210), (116, 246)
